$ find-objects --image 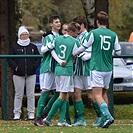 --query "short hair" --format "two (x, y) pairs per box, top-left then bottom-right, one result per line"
(72, 16), (87, 28)
(67, 22), (81, 32)
(49, 15), (60, 23)
(97, 11), (108, 25)
(62, 23), (68, 29)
